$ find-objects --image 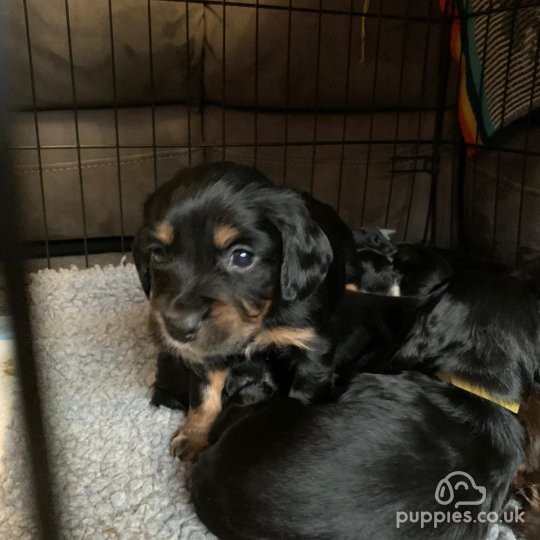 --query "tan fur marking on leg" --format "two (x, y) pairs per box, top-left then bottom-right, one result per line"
(170, 369), (229, 462)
